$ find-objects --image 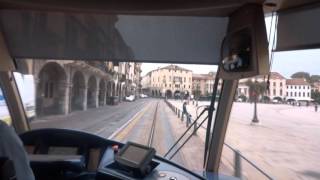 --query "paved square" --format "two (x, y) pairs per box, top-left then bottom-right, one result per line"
(169, 100), (320, 179)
